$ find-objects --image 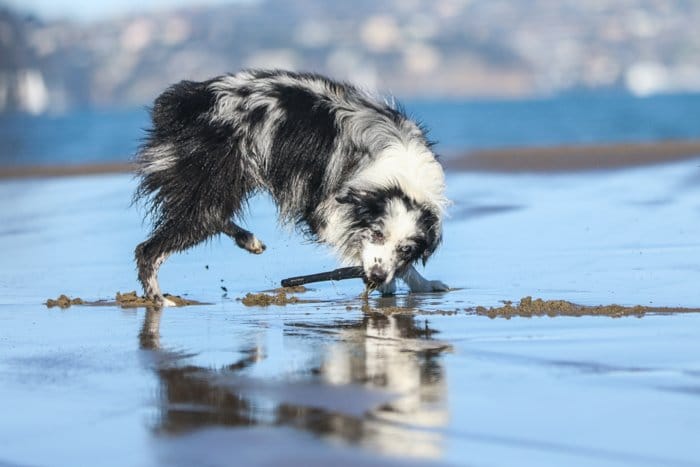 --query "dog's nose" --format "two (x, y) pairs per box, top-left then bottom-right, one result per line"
(368, 266), (387, 284)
